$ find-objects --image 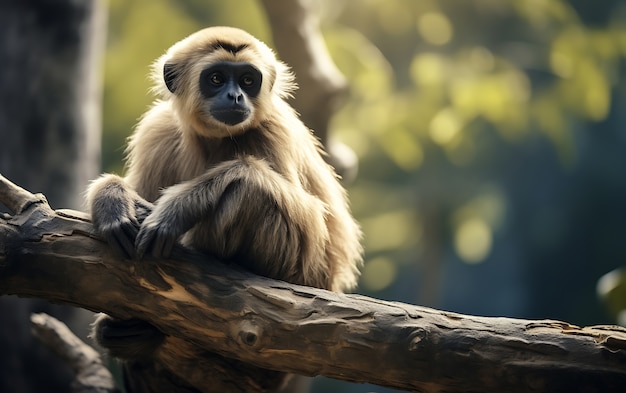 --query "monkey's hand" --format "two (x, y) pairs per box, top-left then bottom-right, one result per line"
(135, 188), (198, 259)
(92, 313), (164, 360)
(134, 197), (155, 224)
(87, 174), (155, 259)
